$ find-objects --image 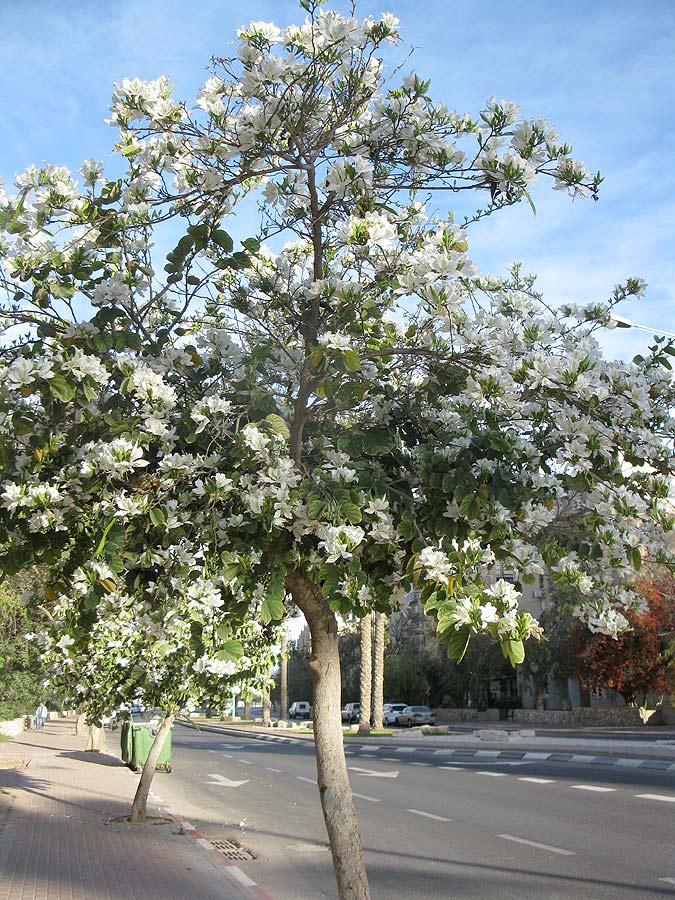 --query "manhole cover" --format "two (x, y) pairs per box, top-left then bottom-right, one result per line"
(210, 839), (256, 861)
